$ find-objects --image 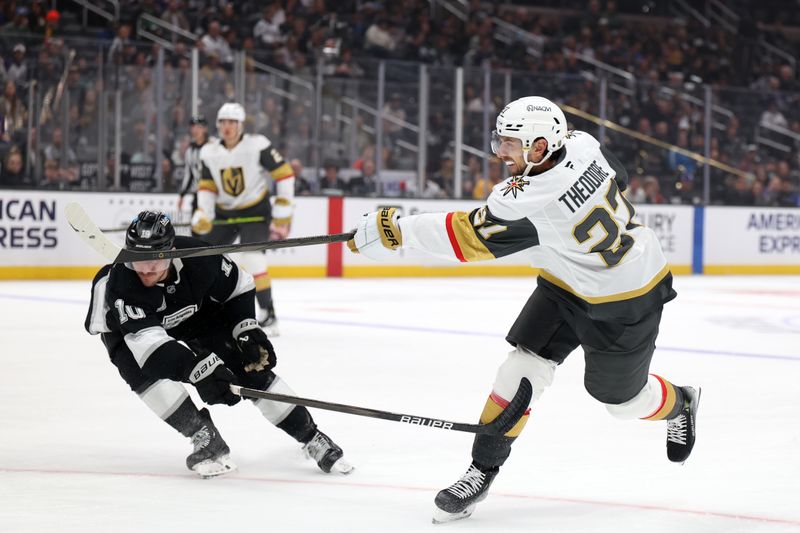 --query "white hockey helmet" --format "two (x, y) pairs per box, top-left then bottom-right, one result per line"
(216, 102), (246, 134)
(492, 96), (567, 171)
